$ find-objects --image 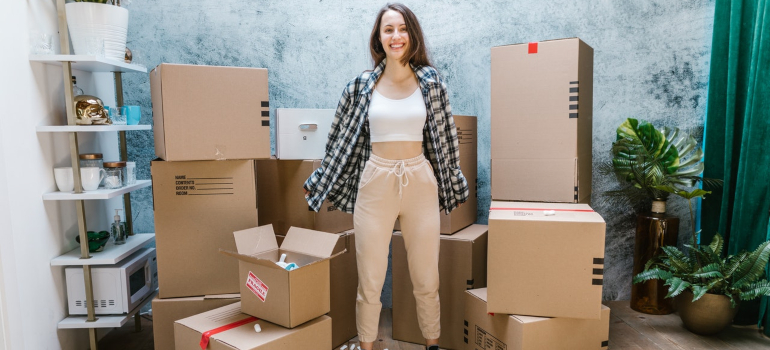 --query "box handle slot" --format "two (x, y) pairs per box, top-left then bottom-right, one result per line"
(298, 124), (318, 131)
